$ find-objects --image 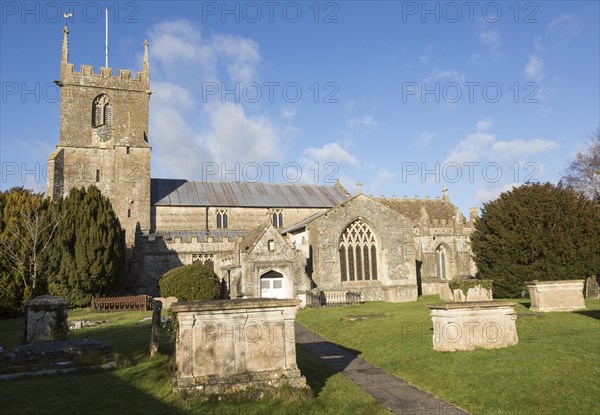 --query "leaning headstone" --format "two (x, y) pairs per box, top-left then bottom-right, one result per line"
(172, 298), (306, 393)
(586, 276), (600, 299)
(428, 301), (518, 352)
(24, 295), (69, 343)
(526, 280), (586, 312)
(149, 300), (162, 356)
